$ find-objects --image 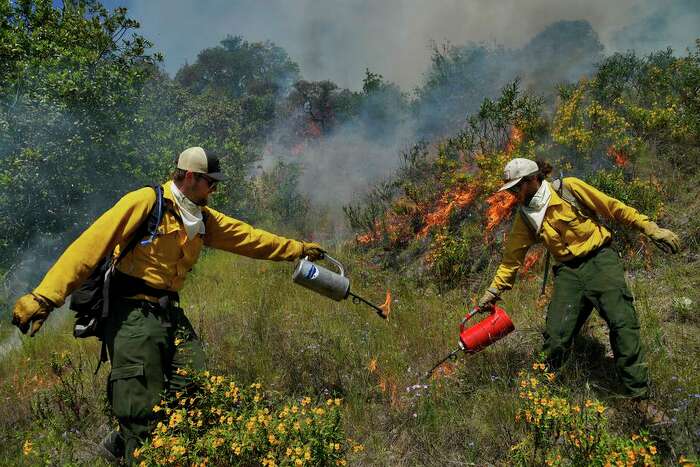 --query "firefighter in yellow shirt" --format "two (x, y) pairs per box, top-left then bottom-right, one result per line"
(12, 147), (325, 462)
(478, 158), (680, 420)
